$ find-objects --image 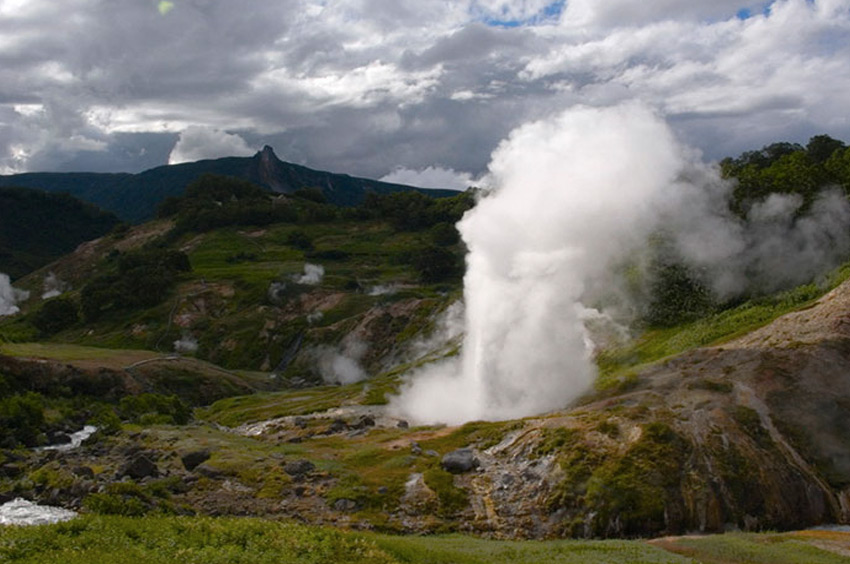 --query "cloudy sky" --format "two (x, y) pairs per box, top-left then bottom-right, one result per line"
(1, 0), (849, 188)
